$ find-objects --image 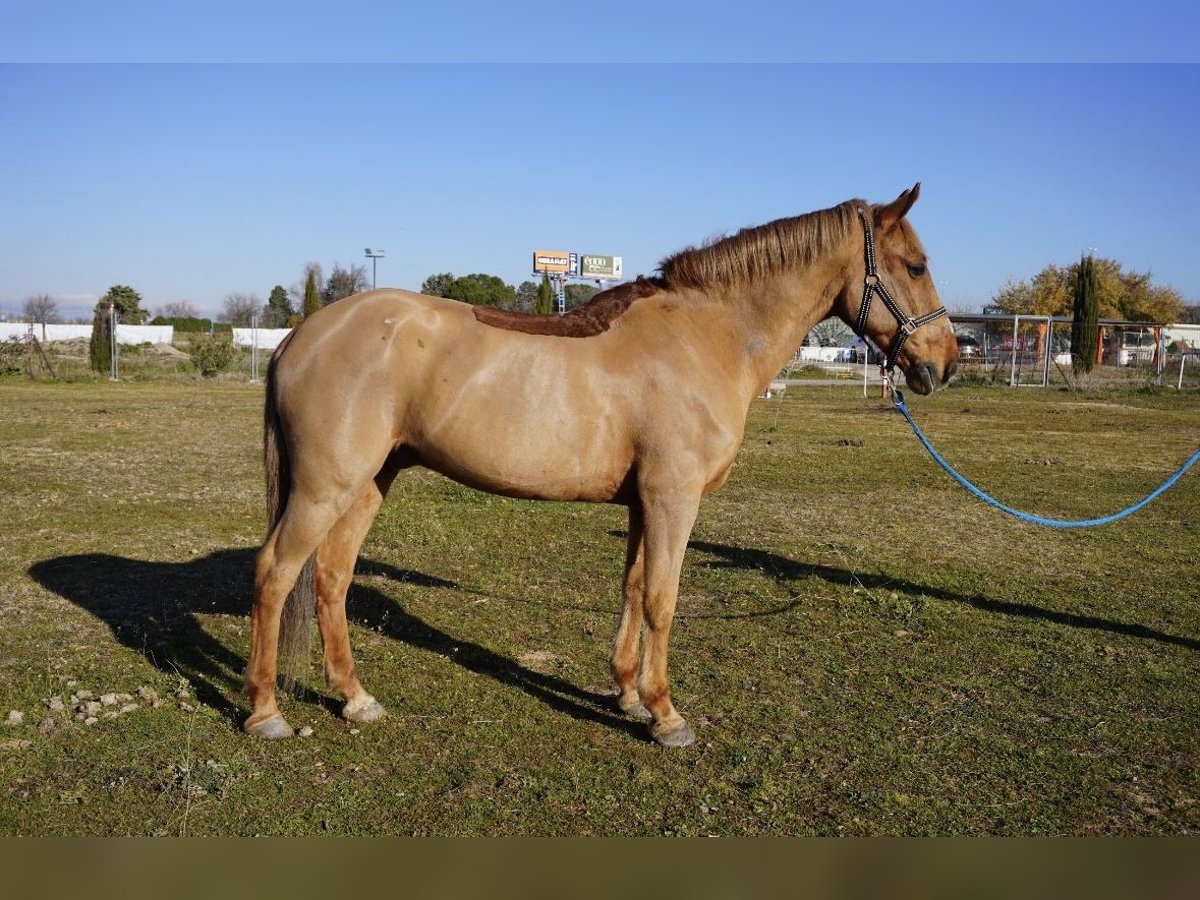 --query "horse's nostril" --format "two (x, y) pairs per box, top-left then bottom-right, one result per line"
(946, 360), (960, 381)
